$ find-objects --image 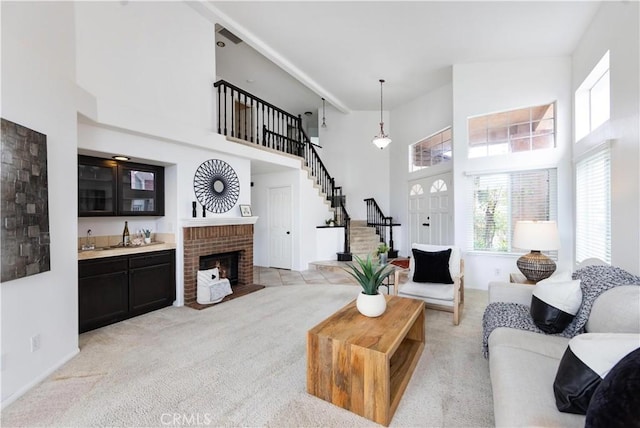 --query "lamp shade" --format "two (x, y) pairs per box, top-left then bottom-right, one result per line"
(372, 135), (392, 149)
(513, 221), (560, 251)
